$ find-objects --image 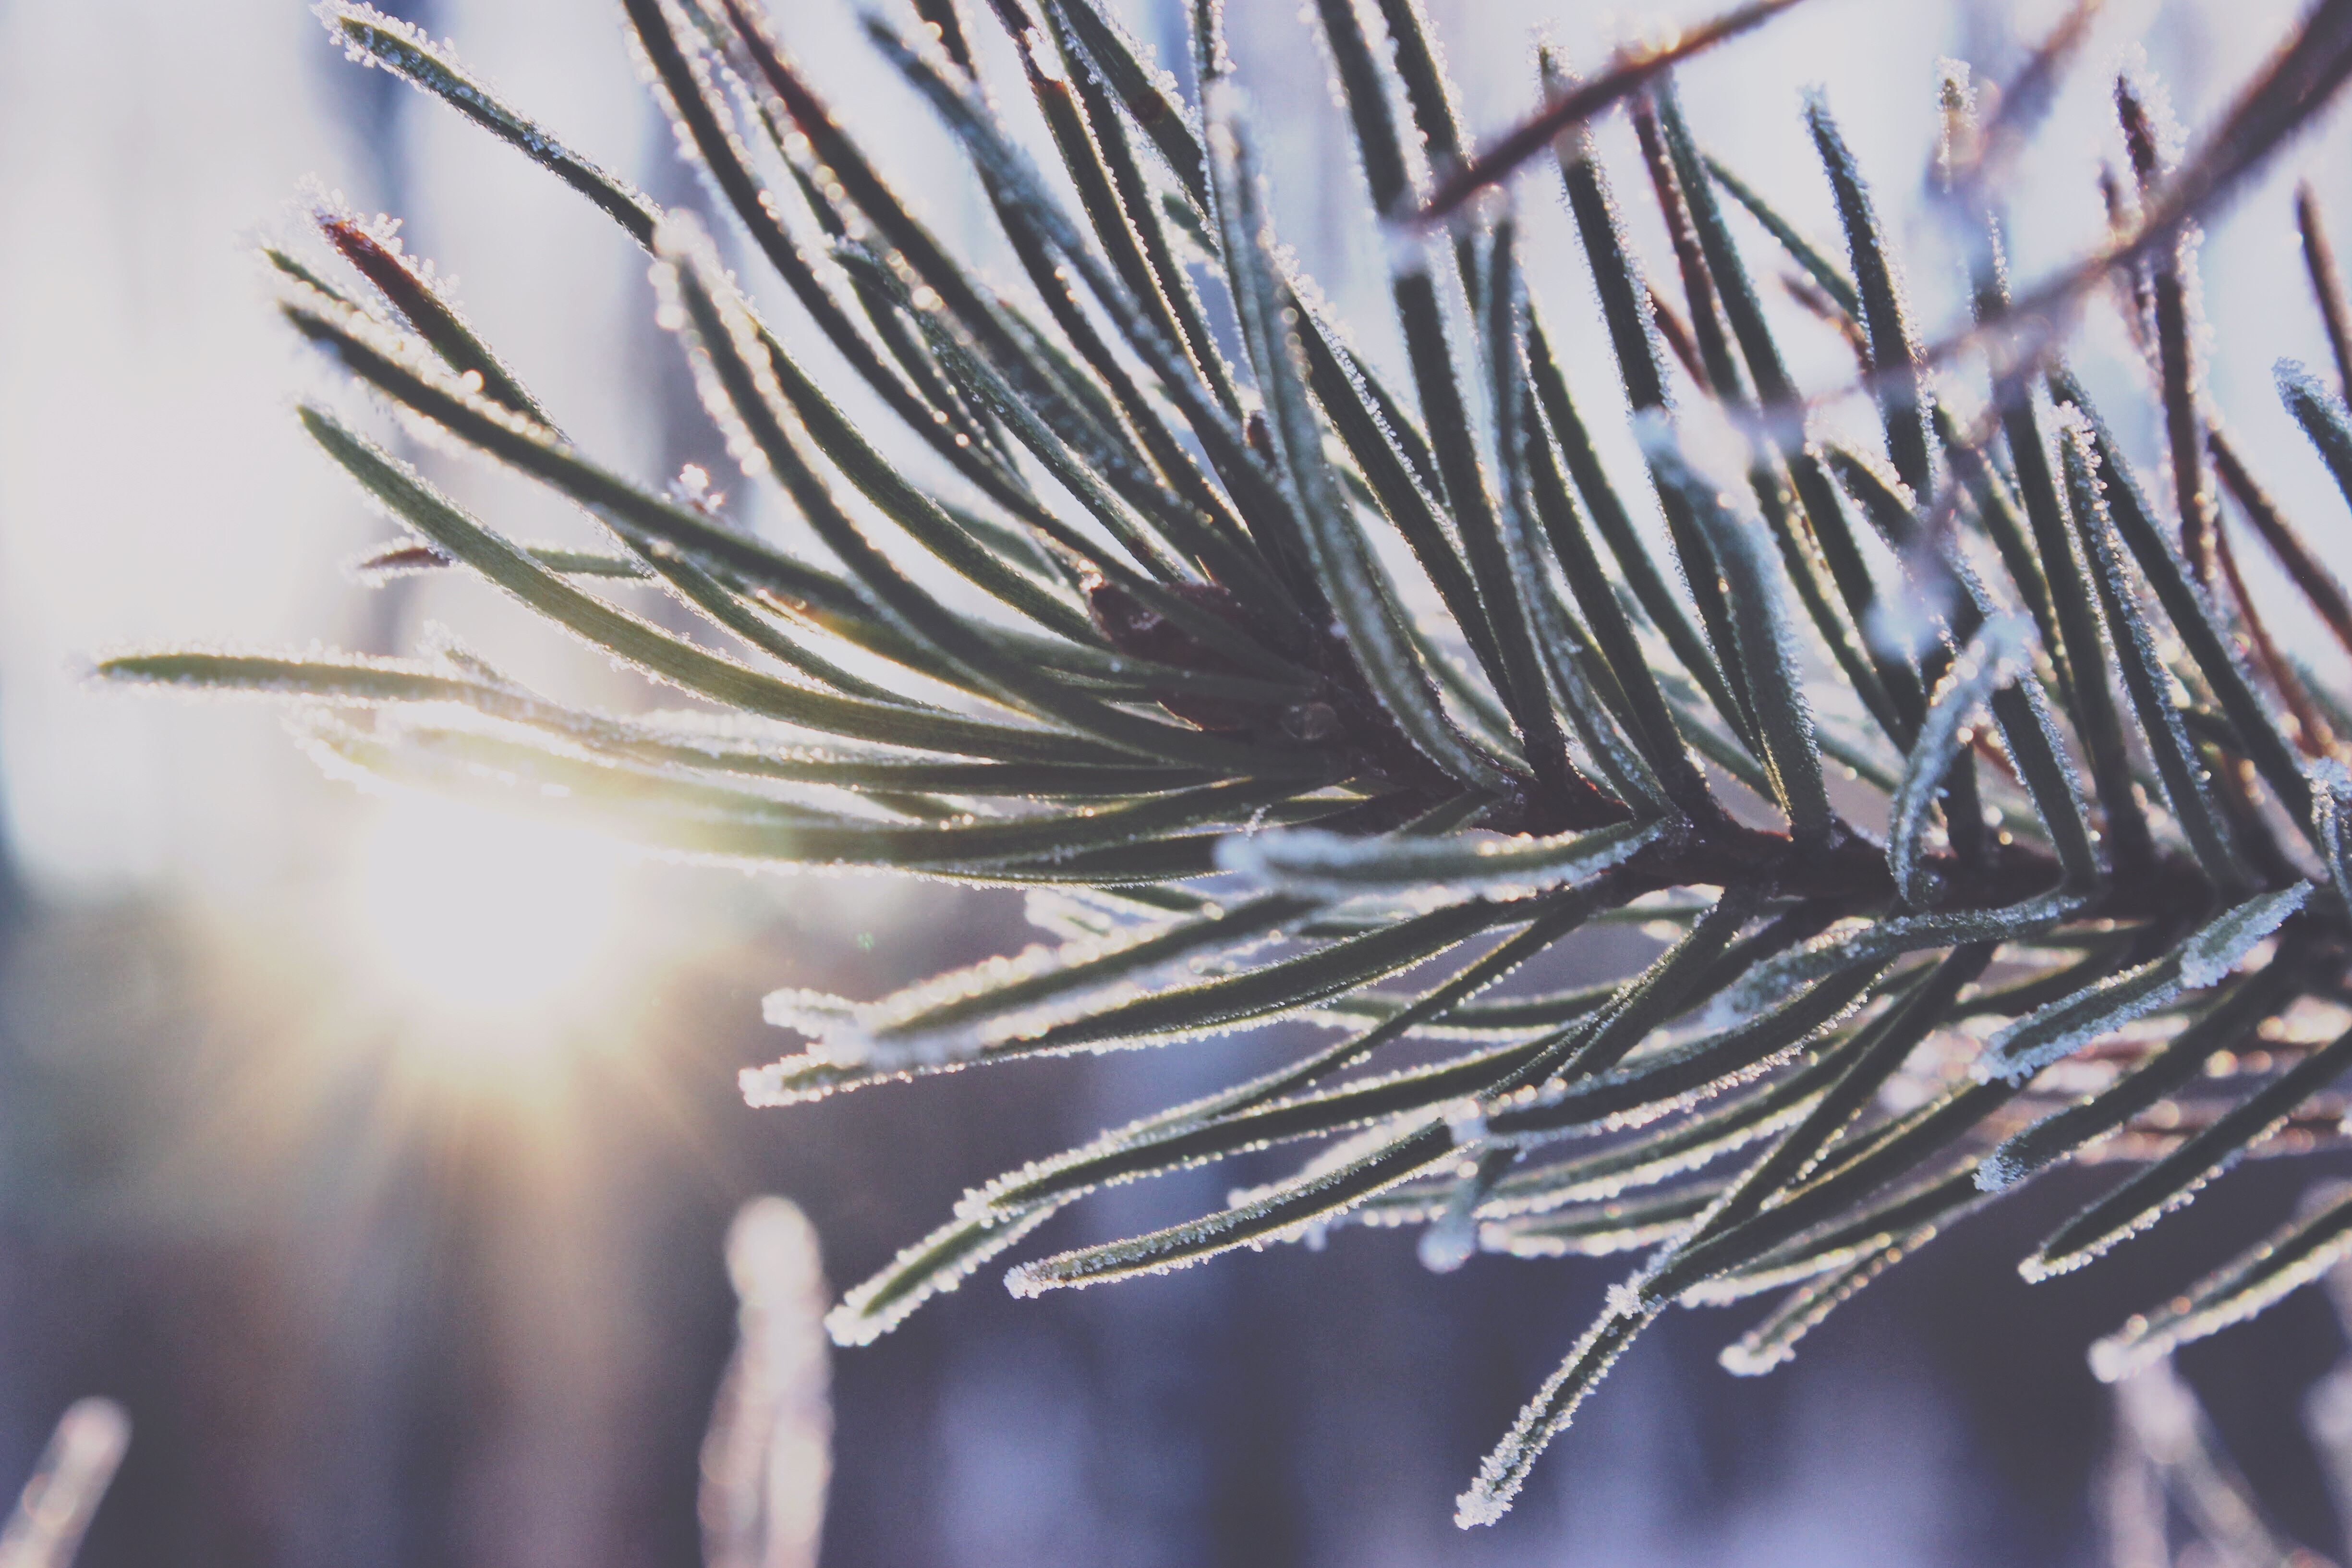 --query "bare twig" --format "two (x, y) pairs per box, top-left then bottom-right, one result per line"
(2303, 183), (2352, 397)
(2212, 426), (2352, 666)
(1413, 0), (1813, 226)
